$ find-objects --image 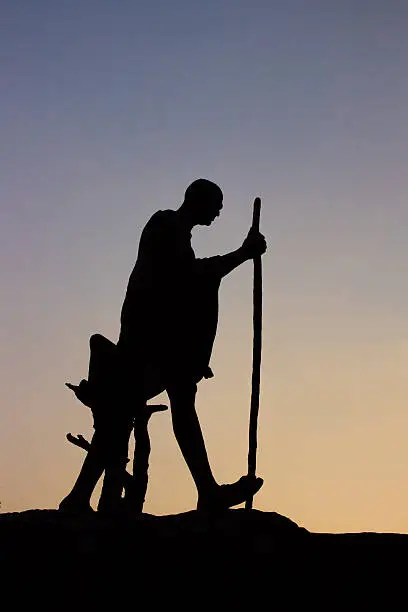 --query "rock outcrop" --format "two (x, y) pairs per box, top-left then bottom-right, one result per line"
(1, 509), (406, 608)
